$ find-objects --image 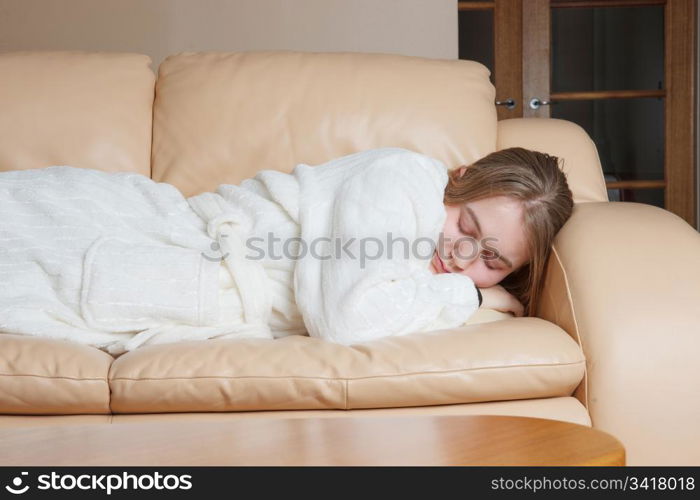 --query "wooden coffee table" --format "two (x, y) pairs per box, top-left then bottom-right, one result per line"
(0, 415), (625, 466)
